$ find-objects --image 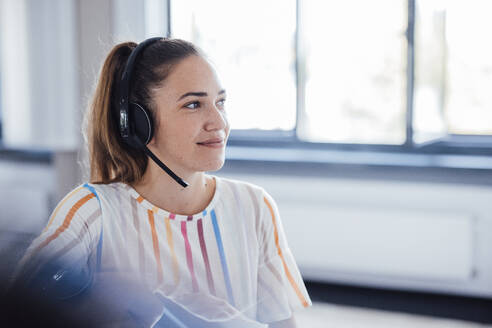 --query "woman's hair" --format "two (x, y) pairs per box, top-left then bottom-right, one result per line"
(85, 38), (201, 184)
